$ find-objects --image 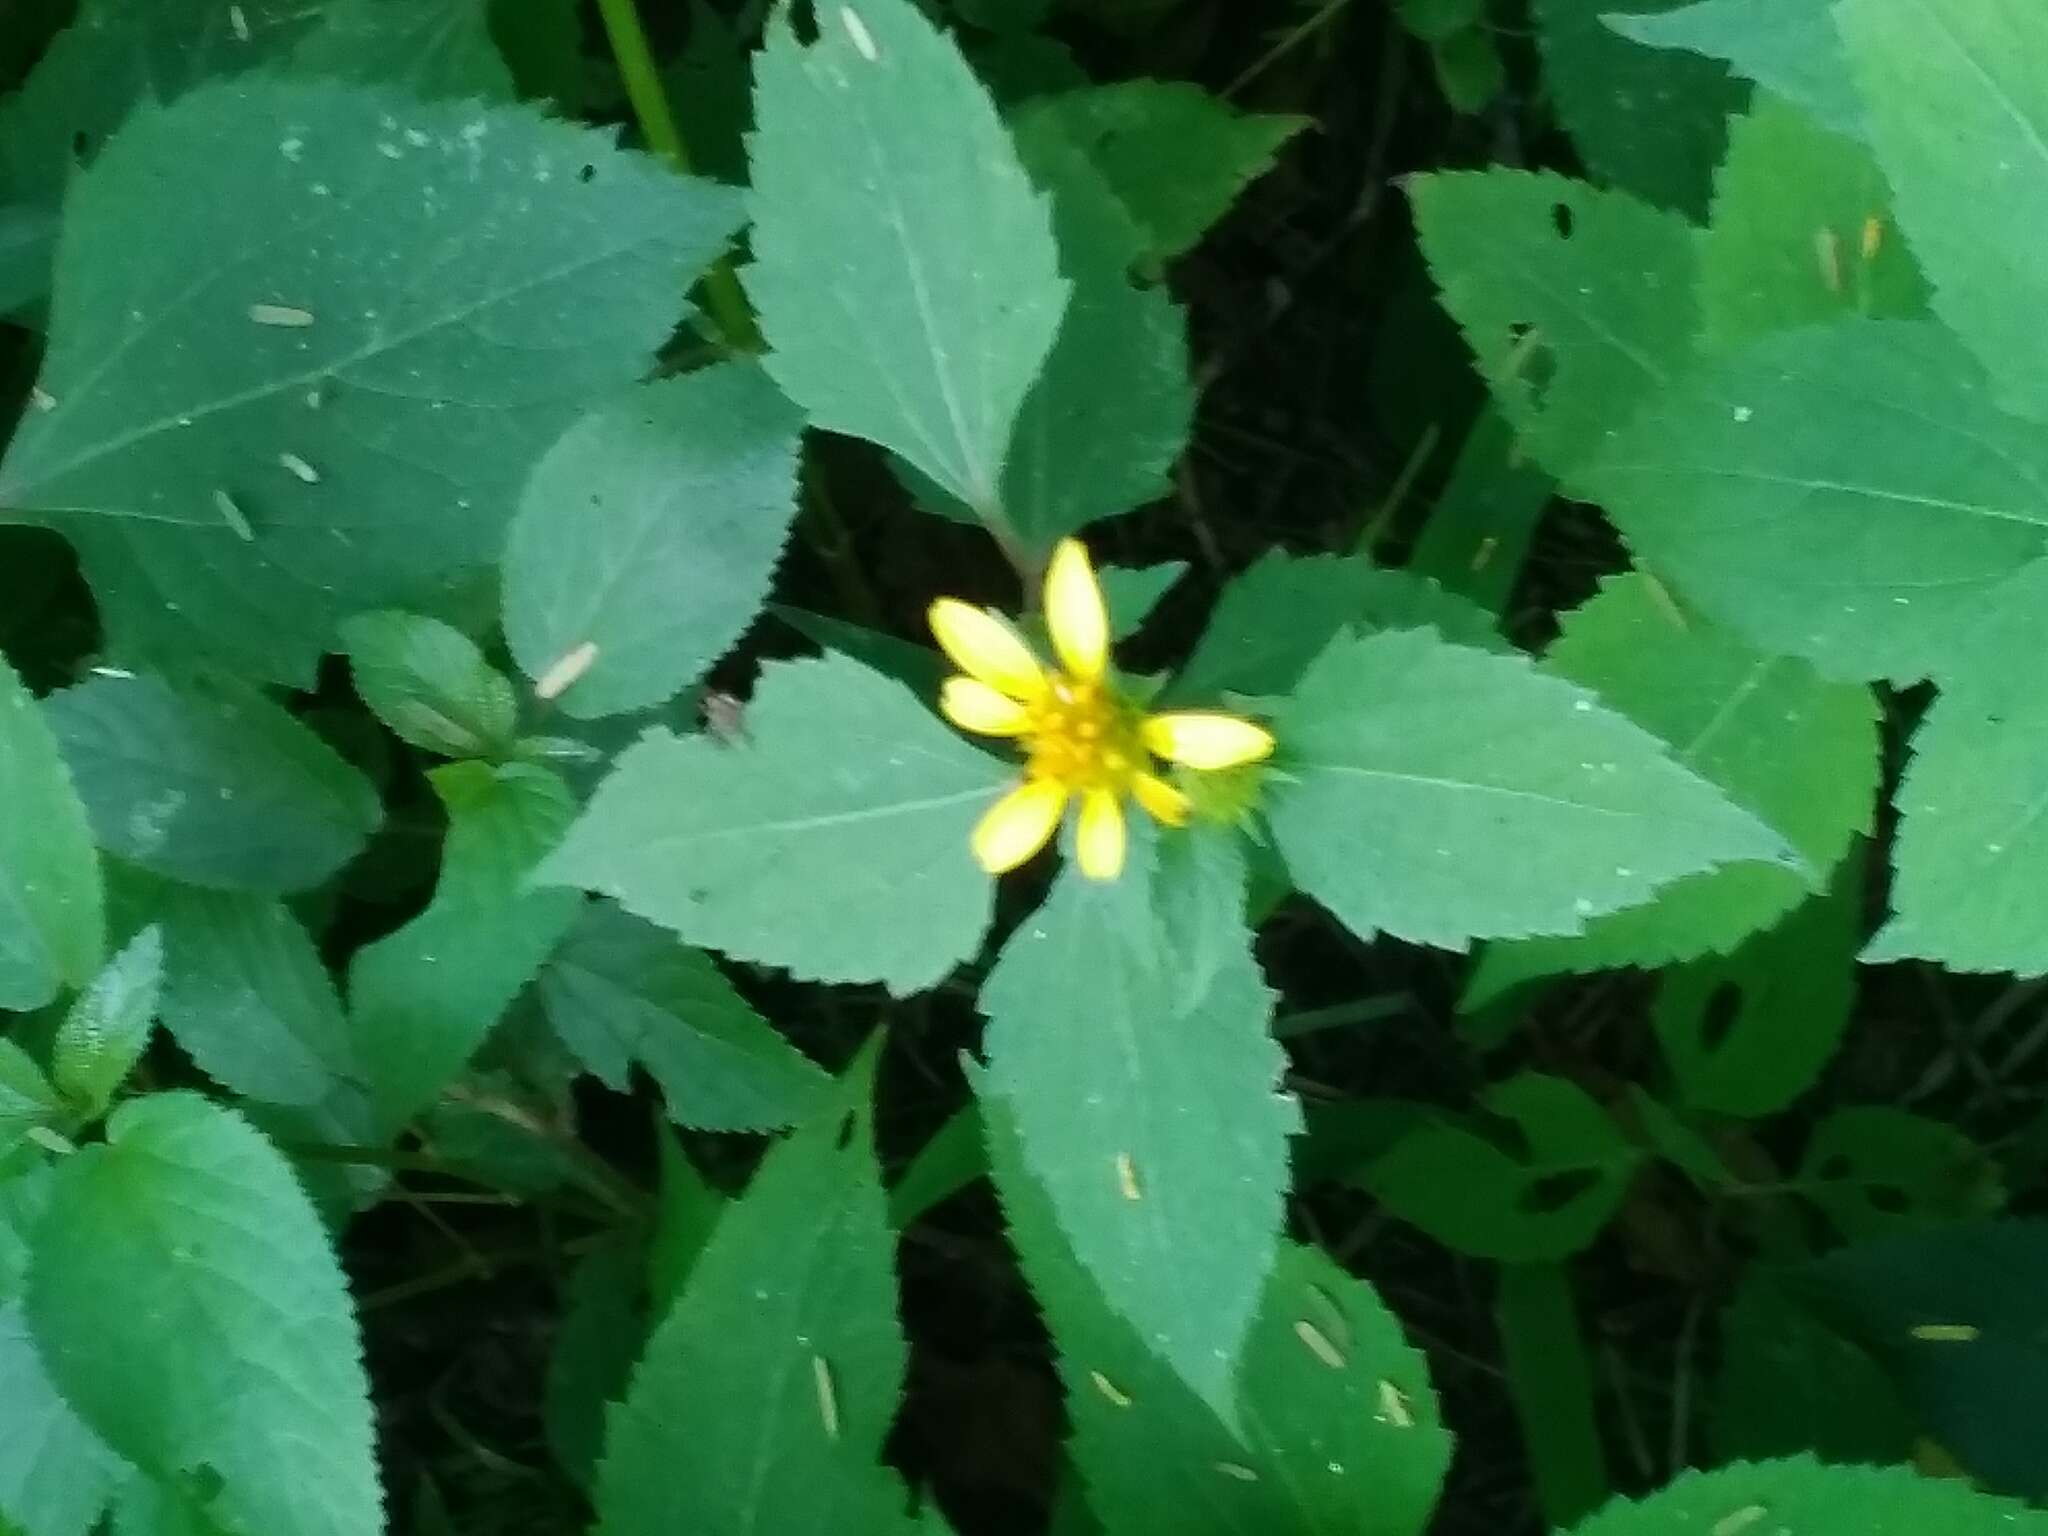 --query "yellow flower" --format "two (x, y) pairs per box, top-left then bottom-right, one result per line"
(930, 538), (1275, 882)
